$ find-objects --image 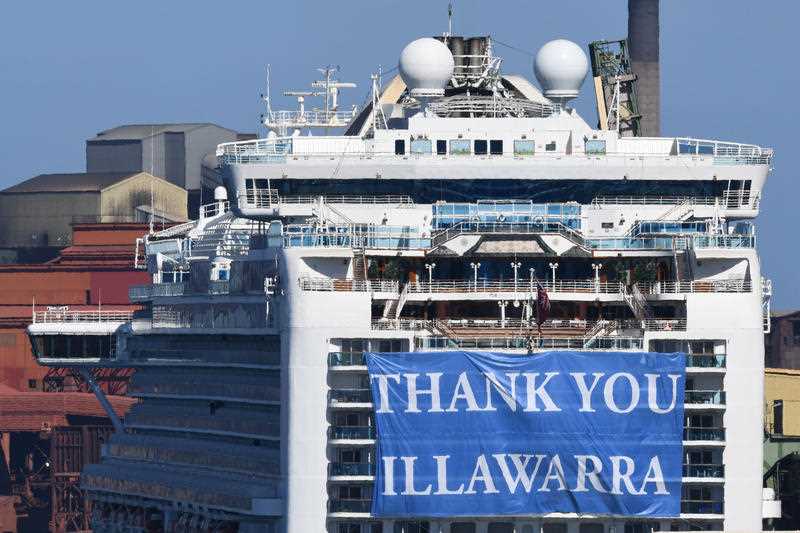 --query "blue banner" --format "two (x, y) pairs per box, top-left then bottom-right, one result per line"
(366, 350), (685, 518)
